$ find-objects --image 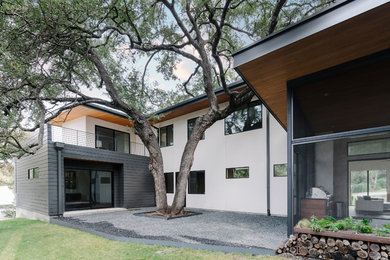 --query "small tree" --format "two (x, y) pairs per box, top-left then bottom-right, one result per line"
(0, 0), (332, 215)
